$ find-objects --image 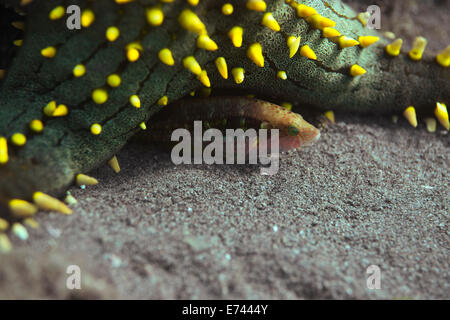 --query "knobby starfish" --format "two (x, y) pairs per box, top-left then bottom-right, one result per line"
(0, 0), (448, 251)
